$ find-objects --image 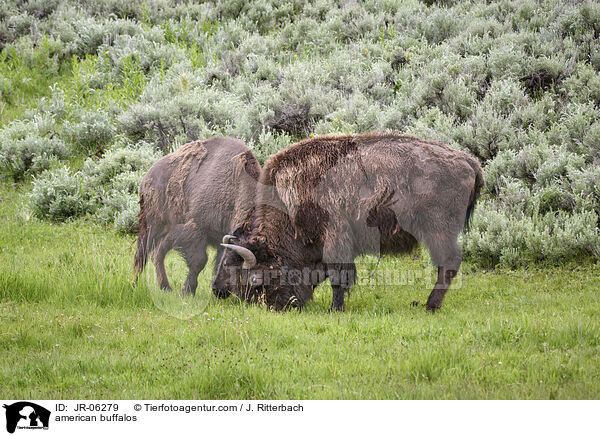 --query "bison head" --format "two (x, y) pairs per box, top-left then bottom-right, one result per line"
(212, 235), (312, 310)
(212, 234), (278, 305)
